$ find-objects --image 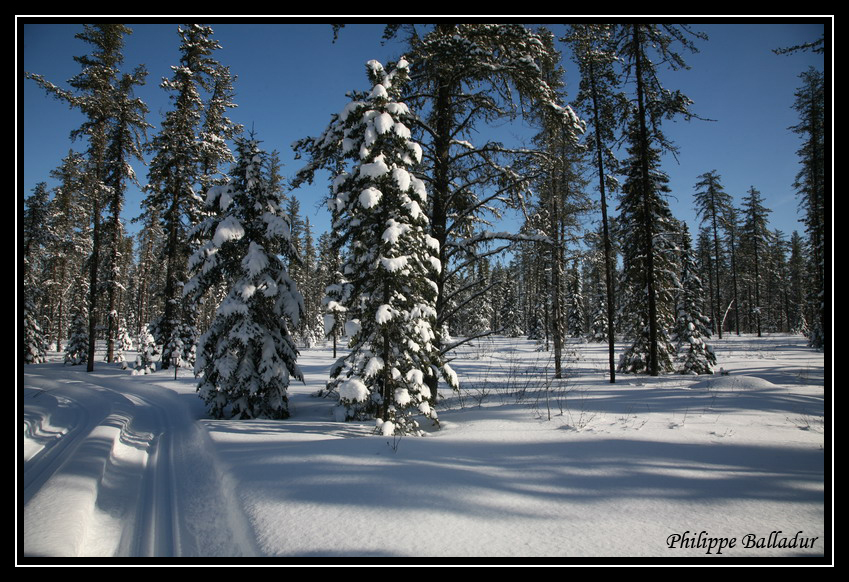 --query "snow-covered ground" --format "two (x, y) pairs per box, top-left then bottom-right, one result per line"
(20, 333), (828, 563)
